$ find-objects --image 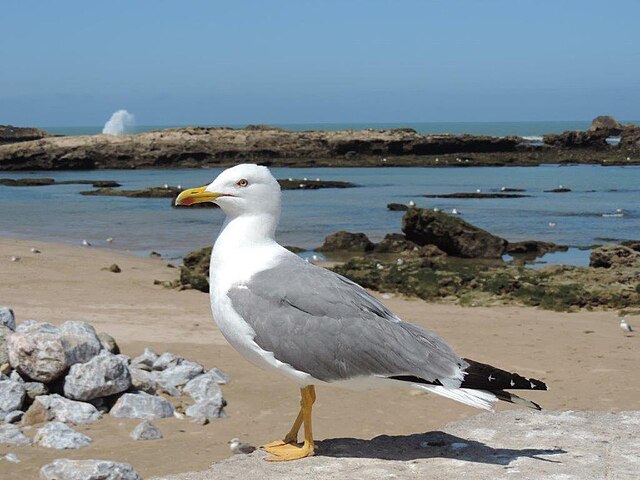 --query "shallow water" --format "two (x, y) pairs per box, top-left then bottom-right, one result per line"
(0, 165), (638, 263)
